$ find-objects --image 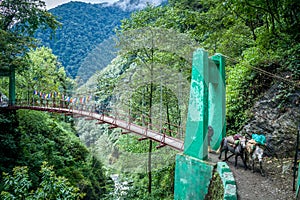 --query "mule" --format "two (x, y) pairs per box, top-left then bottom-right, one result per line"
(246, 142), (265, 176)
(218, 136), (248, 169)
